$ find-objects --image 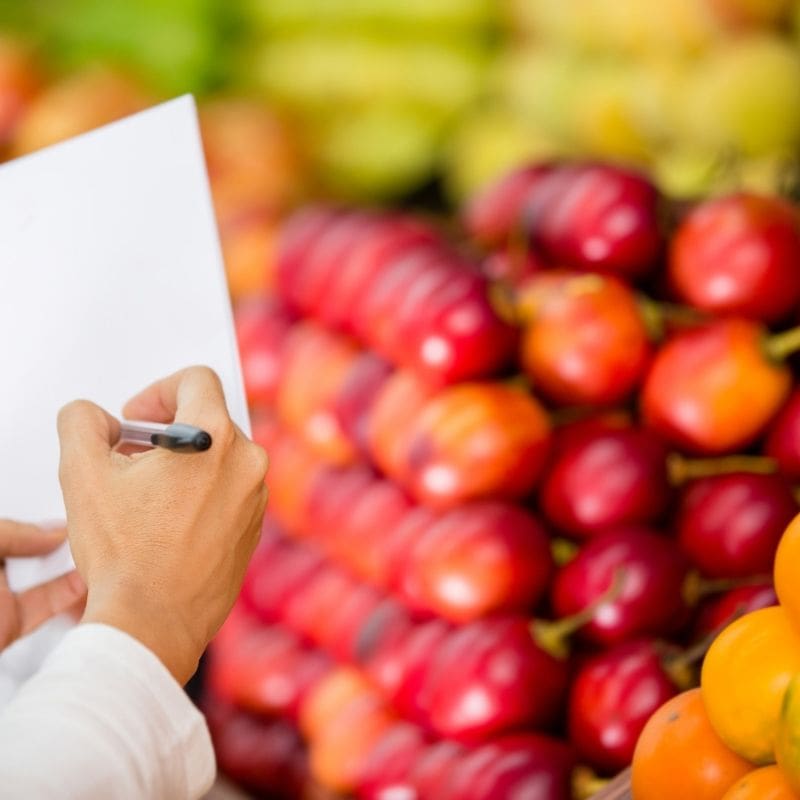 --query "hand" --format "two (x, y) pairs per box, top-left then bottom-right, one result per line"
(57, 366), (268, 684)
(0, 521), (86, 651)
